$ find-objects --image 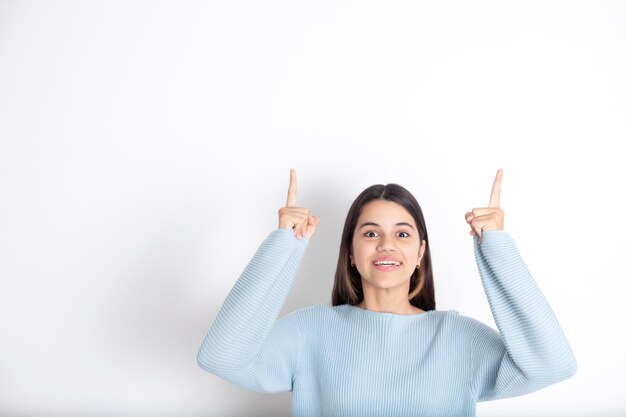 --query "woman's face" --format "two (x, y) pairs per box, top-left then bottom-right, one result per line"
(350, 200), (426, 290)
